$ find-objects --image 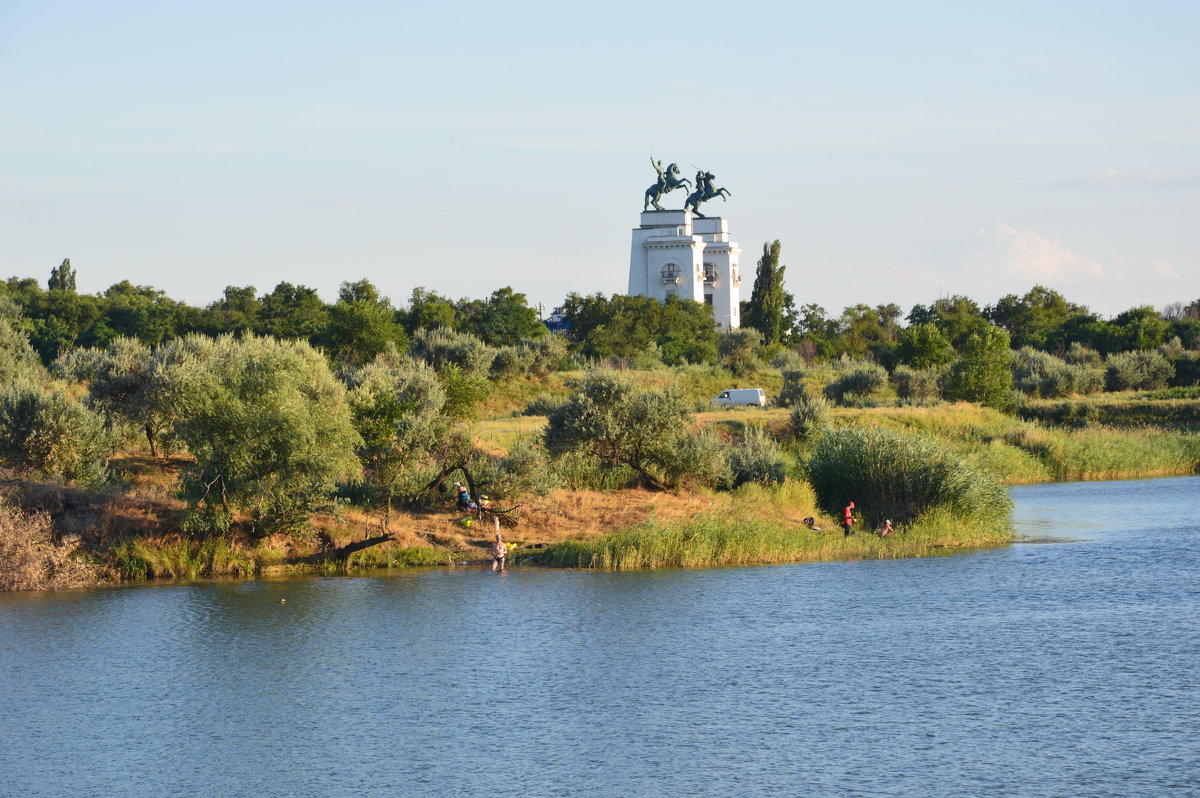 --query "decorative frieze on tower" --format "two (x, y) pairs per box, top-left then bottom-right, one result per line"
(628, 209), (741, 331)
